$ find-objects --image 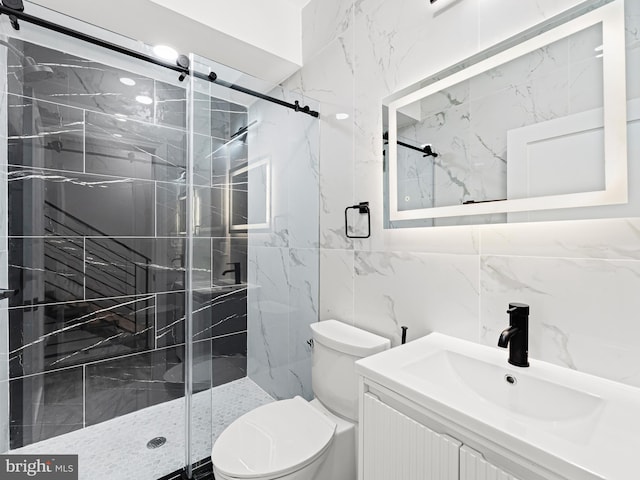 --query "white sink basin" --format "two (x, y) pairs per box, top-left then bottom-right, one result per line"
(356, 333), (640, 480)
(404, 349), (604, 423)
